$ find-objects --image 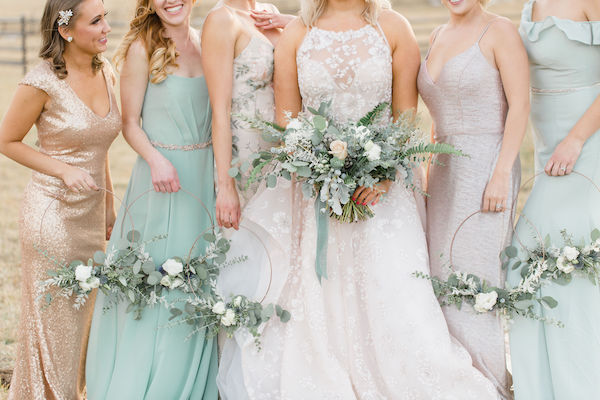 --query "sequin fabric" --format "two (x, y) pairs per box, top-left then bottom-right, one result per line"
(8, 59), (120, 400)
